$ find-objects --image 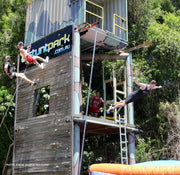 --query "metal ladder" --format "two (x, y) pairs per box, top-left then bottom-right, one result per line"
(119, 114), (128, 164)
